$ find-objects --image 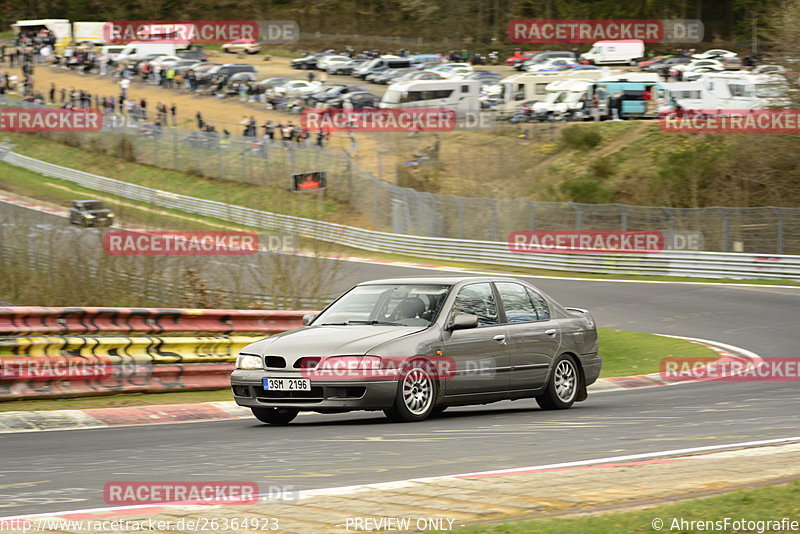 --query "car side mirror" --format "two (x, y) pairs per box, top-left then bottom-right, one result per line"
(449, 314), (478, 330)
(301, 314), (317, 326)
